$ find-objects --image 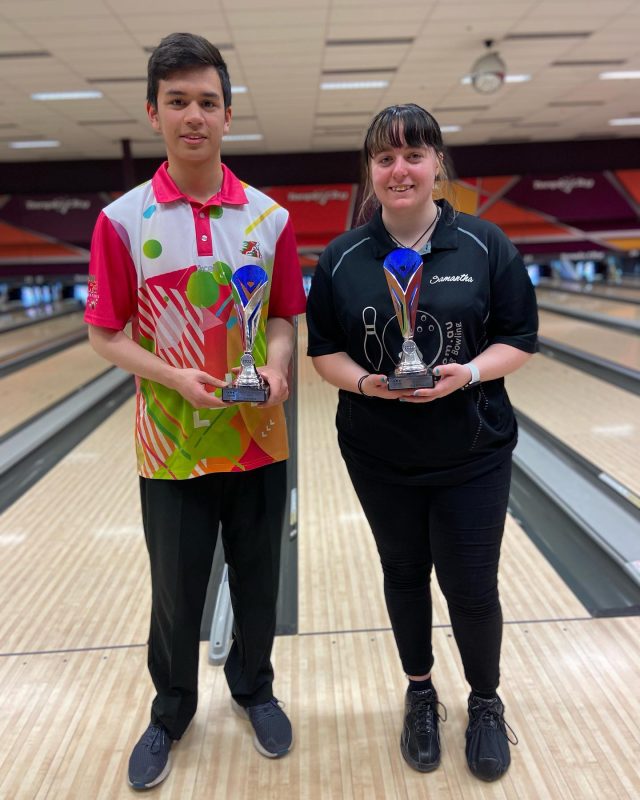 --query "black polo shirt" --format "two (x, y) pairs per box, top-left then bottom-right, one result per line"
(306, 200), (539, 485)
